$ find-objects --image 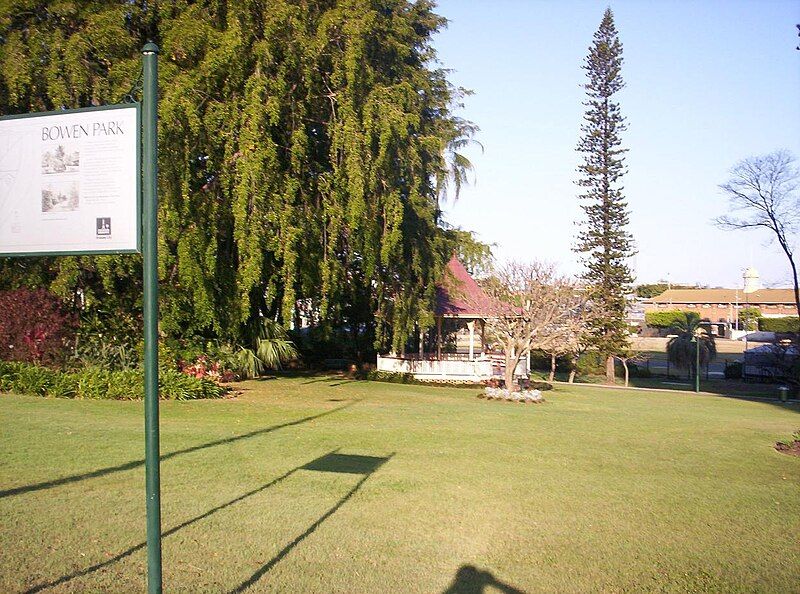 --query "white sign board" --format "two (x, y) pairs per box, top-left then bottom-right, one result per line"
(0, 104), (139, 255)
